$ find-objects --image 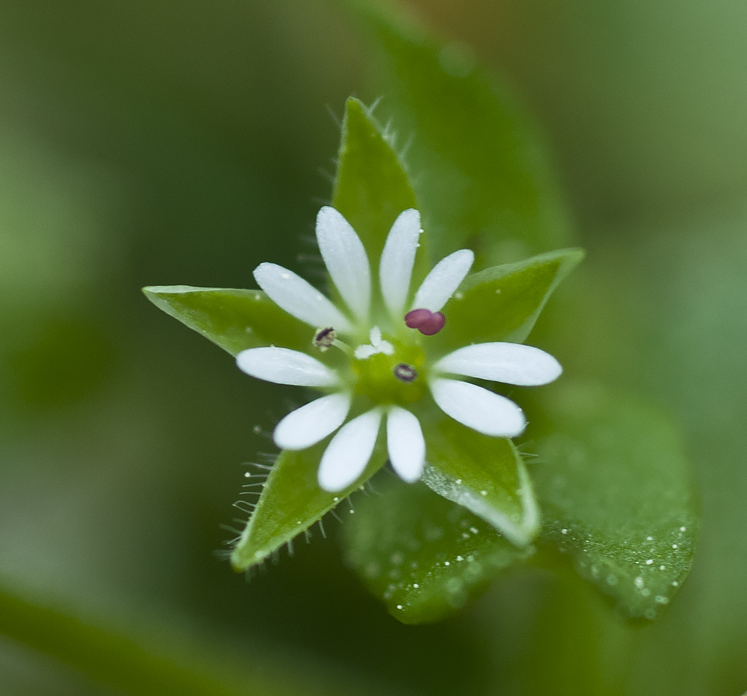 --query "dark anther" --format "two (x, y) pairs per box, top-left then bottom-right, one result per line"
(394, 363), (418, 383)
(313, 327), (336, 351)
(405, 308), (446, 336)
